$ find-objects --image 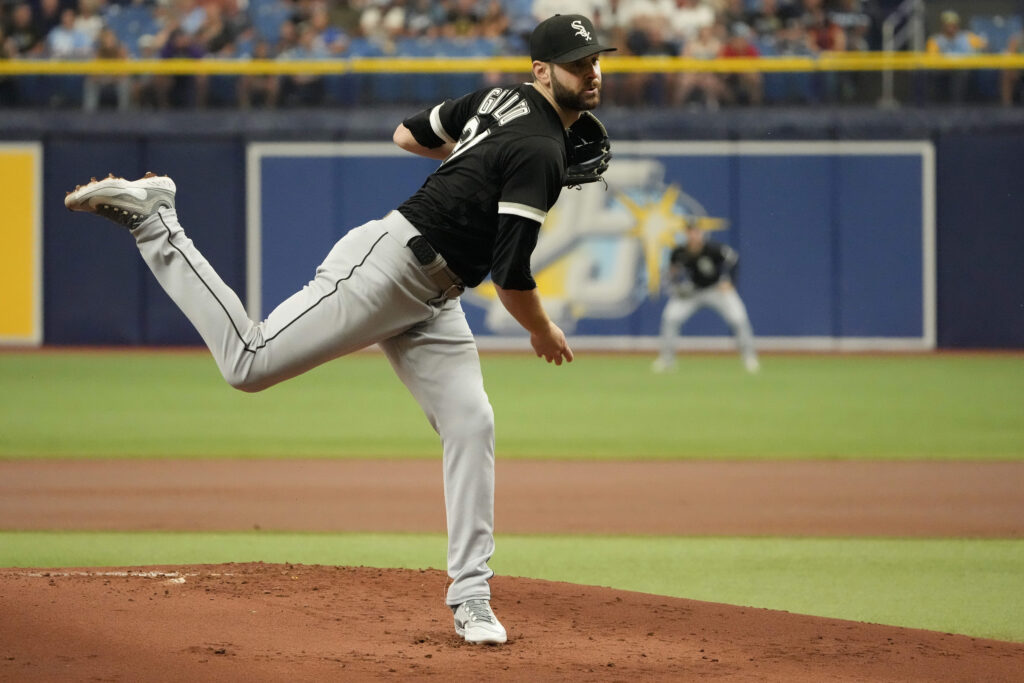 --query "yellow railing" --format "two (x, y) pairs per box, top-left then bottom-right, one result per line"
(2, 53), (1024, 76)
